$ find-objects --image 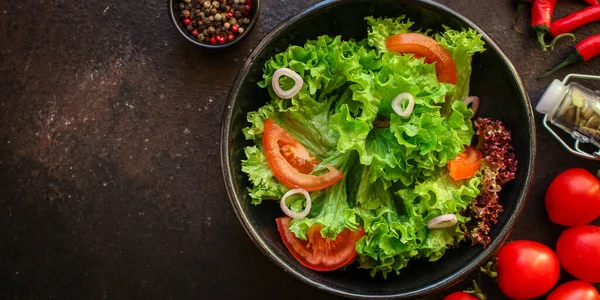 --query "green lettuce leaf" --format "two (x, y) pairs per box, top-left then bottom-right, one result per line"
(365, 15), (415, 54)
(330, 52), (471, 186)
(241, 145), (290, 204)
(434, 26), (486, 107)
(355, 168), (482, 277)
(435, 26), (486, 116)
(288, 151), (361, 240)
